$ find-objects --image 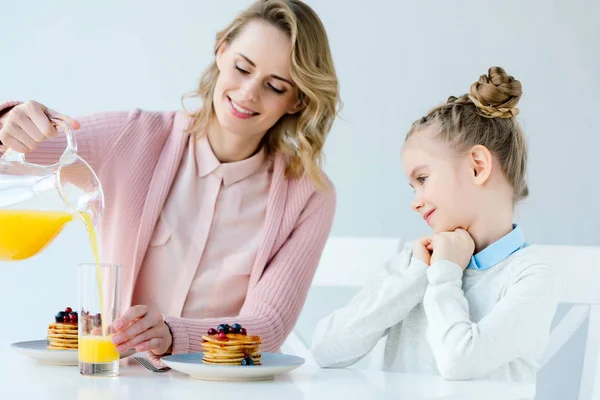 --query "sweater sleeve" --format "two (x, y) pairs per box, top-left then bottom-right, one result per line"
(0, 100), (132, 172)
(147, 186), (337, 366)
(310, 246), (429, 369)
(423, 260), (560, 380)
